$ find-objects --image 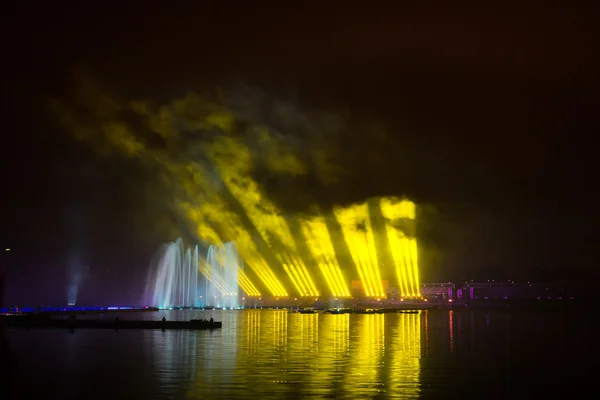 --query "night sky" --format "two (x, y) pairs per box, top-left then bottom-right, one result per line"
(1, 2), (597, 306)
